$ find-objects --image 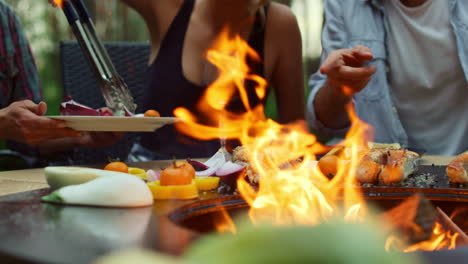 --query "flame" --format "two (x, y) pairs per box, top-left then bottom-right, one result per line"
(175, 28), (372, 227)
(385, 223), (460, 252)
(52, 0), (64, 8)
(174, 30), (267, 141)
(174, 27), (463, 253)
(213, 206), (237, 234)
